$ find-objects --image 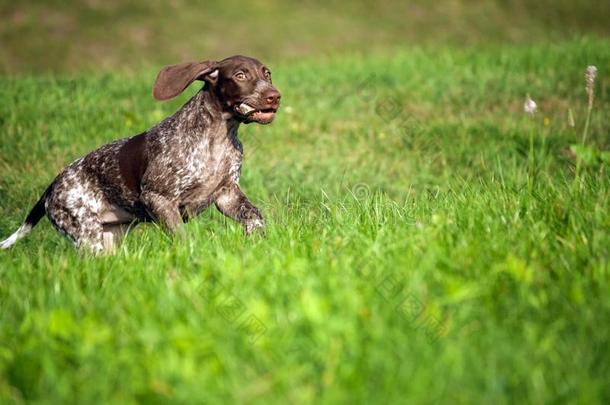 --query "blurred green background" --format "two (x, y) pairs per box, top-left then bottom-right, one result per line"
(1, 0), (610, 74)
